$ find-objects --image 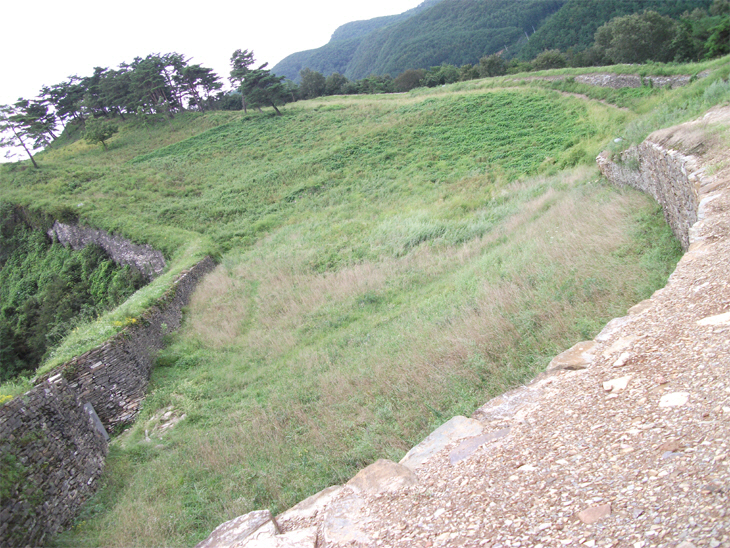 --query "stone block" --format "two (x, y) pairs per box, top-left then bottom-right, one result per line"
(346, 459), (417, 494)
(400, 416), (484, 471)
(277, 485), (343, 522)
(546, 341), (596, 371)
(195, 510), (276, 548)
